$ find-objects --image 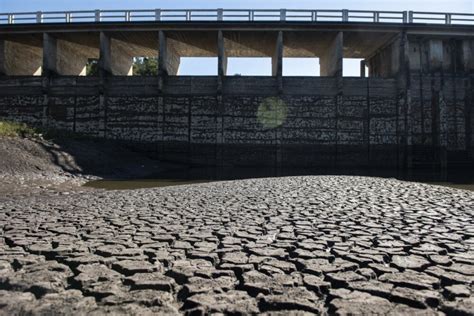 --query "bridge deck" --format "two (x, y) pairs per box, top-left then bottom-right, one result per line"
(1, 9), (474, 26)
